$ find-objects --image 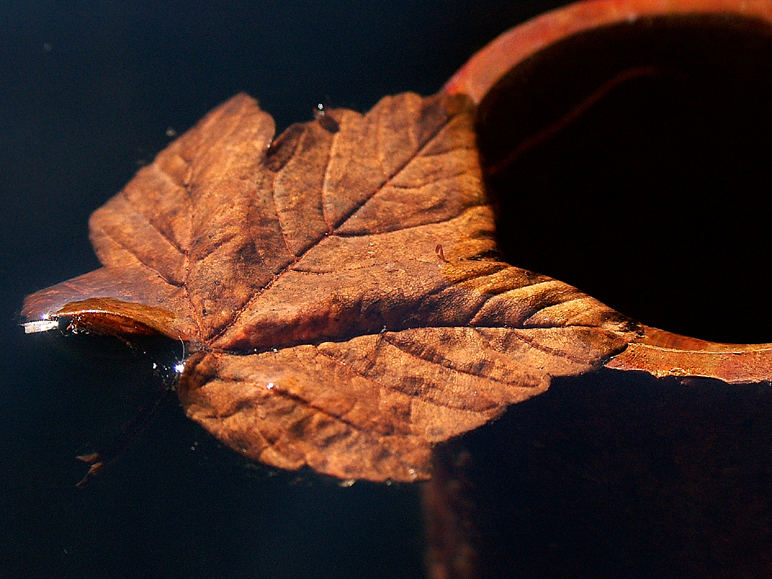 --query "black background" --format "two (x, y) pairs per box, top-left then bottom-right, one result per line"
(1, 1), (769, 577)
